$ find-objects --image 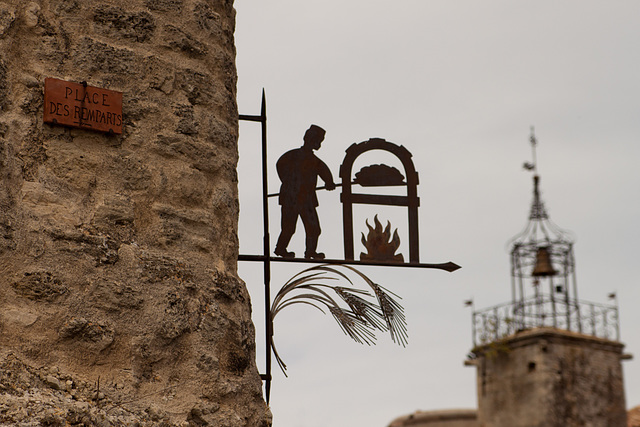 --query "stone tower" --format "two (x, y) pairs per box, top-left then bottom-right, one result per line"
(468, 132), (629, 427)
(0, 1), (270, 425)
